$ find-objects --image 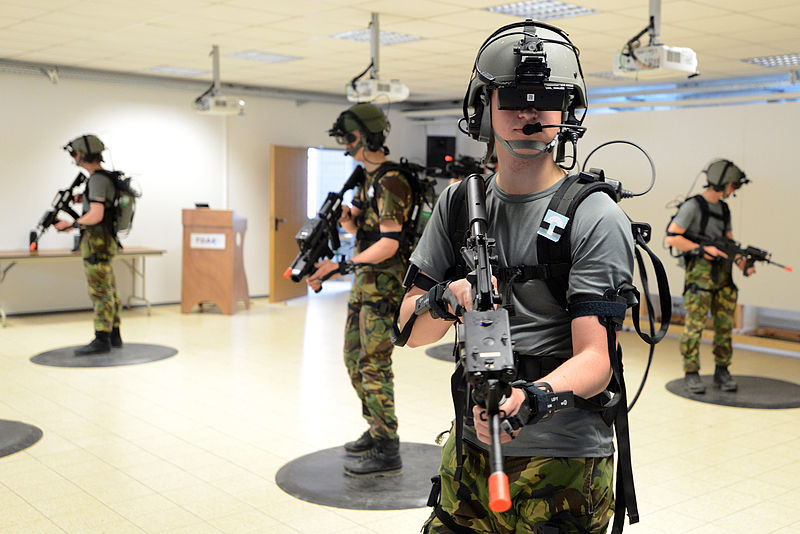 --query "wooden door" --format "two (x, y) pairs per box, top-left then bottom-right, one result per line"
(269, 145), (309, 303)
